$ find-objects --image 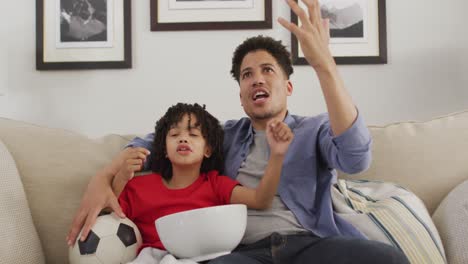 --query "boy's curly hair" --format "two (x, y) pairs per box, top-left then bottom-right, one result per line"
(230, 35), (294, 83)
(151, 103), (224, 181)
